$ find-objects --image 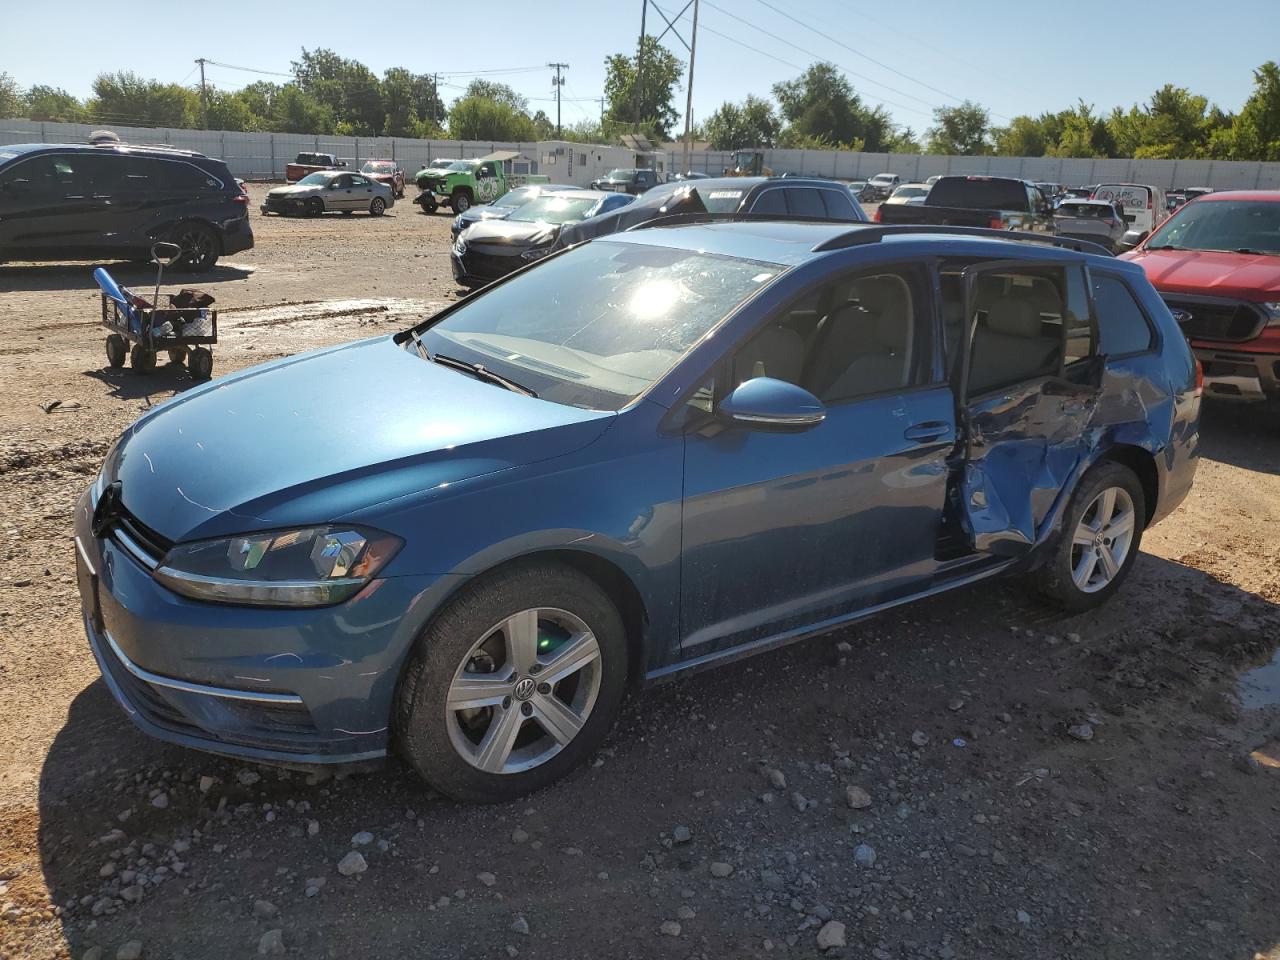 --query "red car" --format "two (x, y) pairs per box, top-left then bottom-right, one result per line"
(360, 160), (405, 199)
(1121, 191), (1280, 408)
